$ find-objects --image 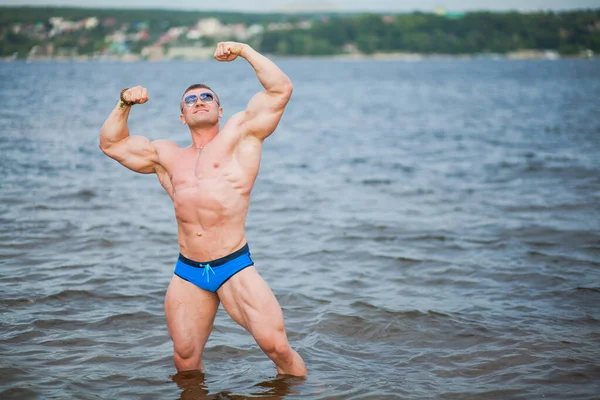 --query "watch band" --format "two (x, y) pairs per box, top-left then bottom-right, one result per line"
(119, 88), (135, 109)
